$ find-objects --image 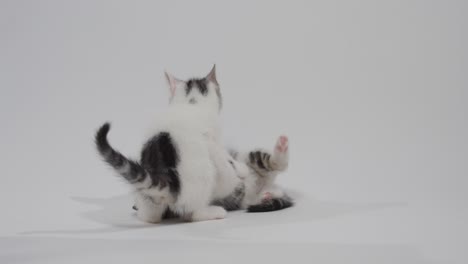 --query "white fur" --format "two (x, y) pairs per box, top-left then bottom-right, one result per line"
(134, 67), (238, 223)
